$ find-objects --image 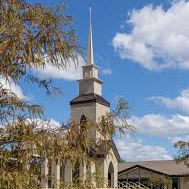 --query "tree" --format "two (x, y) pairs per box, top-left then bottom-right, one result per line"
(0, 1), (133, 189)
(0, 99), (133, 189)
(0, 0), (81, 124)
(174, 141), (189, 166)
(146, 177), (172, 189)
